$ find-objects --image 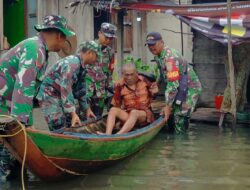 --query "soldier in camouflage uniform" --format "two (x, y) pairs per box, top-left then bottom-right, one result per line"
(146, 32), (202, 134)
(0, 15), (74, 179)
(37, 41), (98, 131)
(81, 23), (117, 117)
